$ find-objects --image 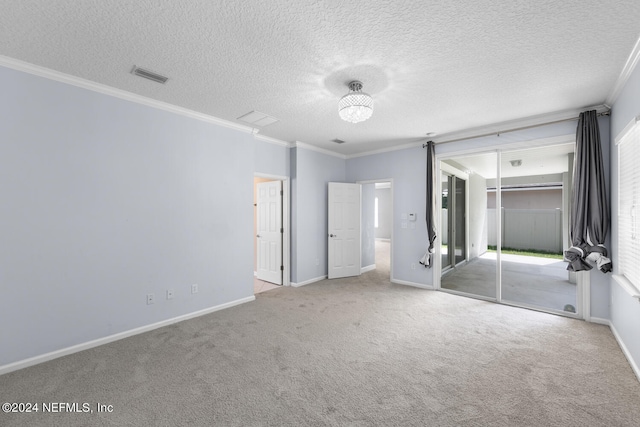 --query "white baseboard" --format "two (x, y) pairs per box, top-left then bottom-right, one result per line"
(291, 275), (327, 287)
(589, 317), (610, 326)
(361, 264), (376, 274)
(589, 317), (640, 383)
(0, 295), (255, 376)
(609, 321), (640, 383)
(391, 279), (434, 290)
